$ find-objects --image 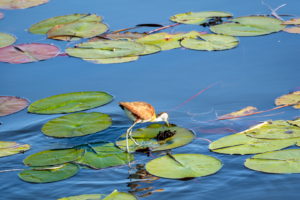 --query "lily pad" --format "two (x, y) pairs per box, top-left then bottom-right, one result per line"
(140, 44), (161, 55)
(283, 27), (300, 34)
(19, 163), (79, 183)
(0, 12), (3, 20)
(0, 141), (30, 157)
(135, 31), (201, 50)
(0, 43), (59, 64)
(84, 56), (139, 64)
(66, 40), (144, 59)
(146, 154), (222, 179)
(275, 91), (300, 109)
(0, 0), (49, 9)
(246, 120), (300, 139)
(170, 11), (232, 25)
(74, 142), (134, 169)
(99, 32), (148, 41)
(288, 118), (300, 127)
(23, 149), (85, 166)
(209, 130), (299, 155)
(103, 190), (137, 200)
(218, 106), (258, 119)
(282, 18), (300, 25)
(49, 35), (82, 41)
(58, 194), (107, 200)
(245, 149), (300, 174)
(30, 14), (102, 35)
(28, 91), (113, 114)
(116, 124), (195, 152)
(181, 34), (238, 51)
(0, 96), (29, 117)
(210, 16), (285, 36)
(0, 33), (16, 48)
(42, 112), (112, 138)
